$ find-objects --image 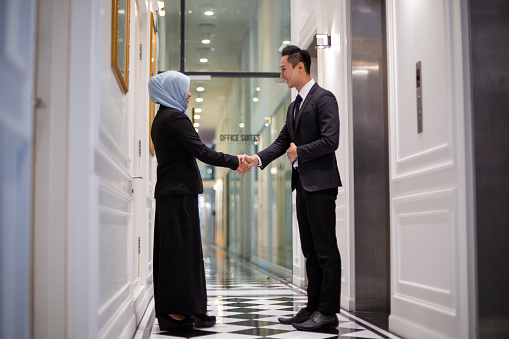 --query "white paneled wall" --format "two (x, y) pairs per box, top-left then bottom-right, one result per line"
(31, 0), (156, 338)
(315, 0), (354, 311)
(290, 0), (355, 310)
(386, 0), (474, 338)
(96, 0), (154, 338)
